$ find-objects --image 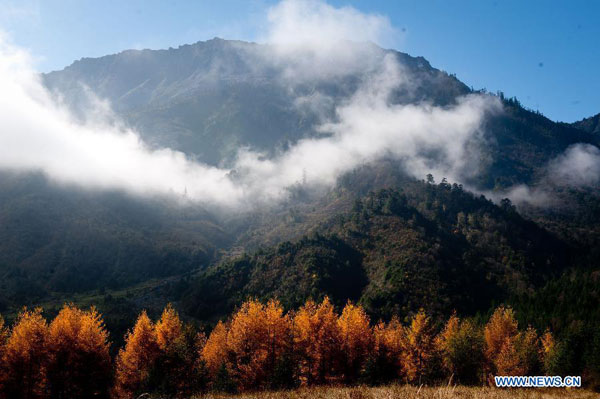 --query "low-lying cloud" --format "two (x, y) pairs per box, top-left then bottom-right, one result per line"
(548, 143), (600, 186)
(0, 0), (502, 210)
(488, 143), (600, 208)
